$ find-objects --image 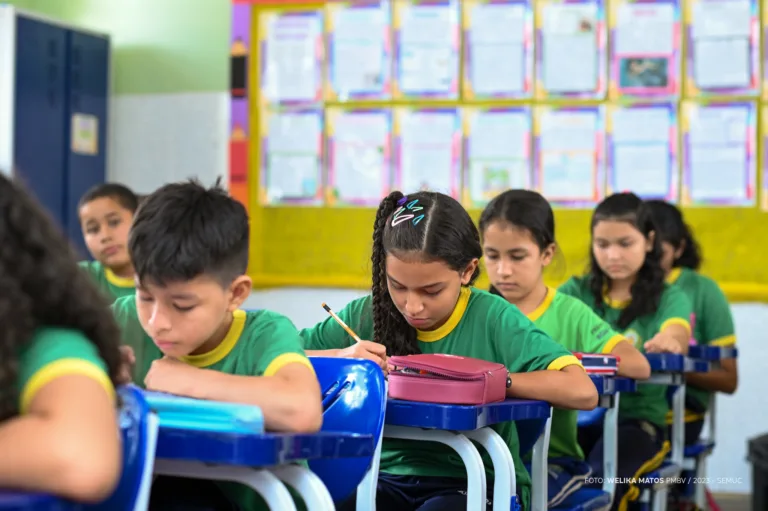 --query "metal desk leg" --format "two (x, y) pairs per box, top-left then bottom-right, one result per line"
(464, 428), (516, 511)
